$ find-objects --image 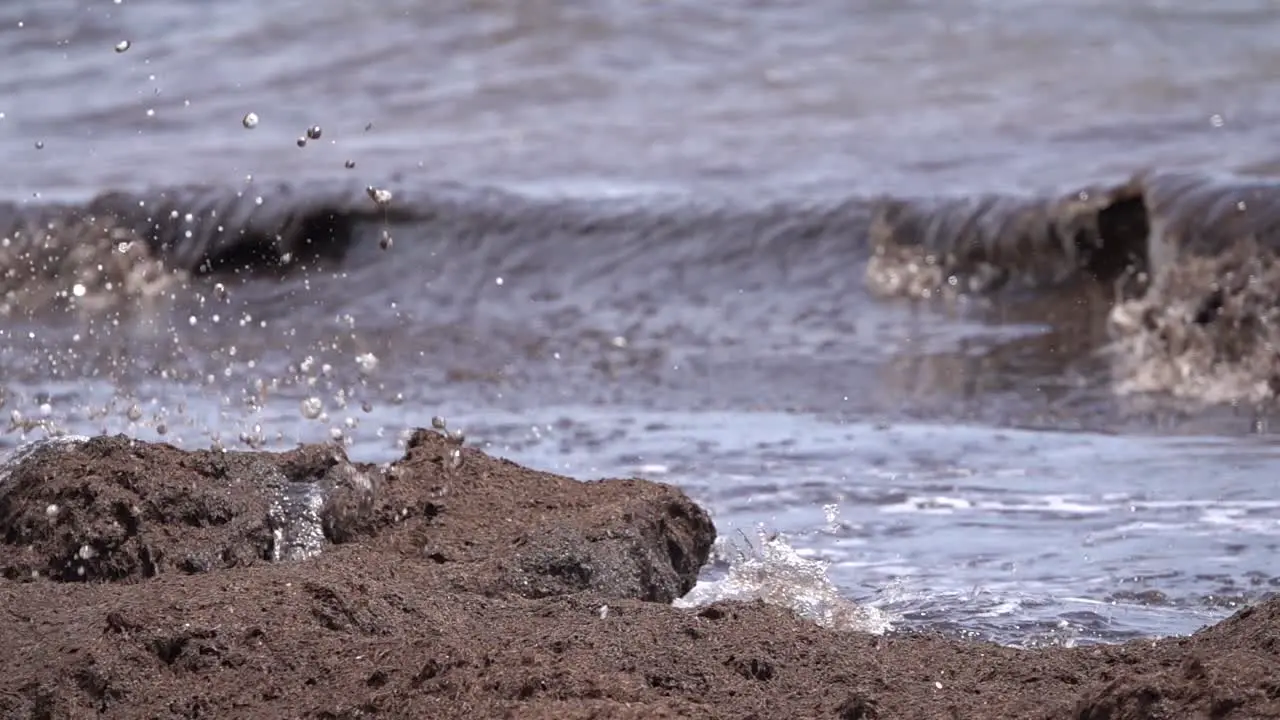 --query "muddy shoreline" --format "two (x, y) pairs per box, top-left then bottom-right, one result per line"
(0, 429), (1275, 719)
